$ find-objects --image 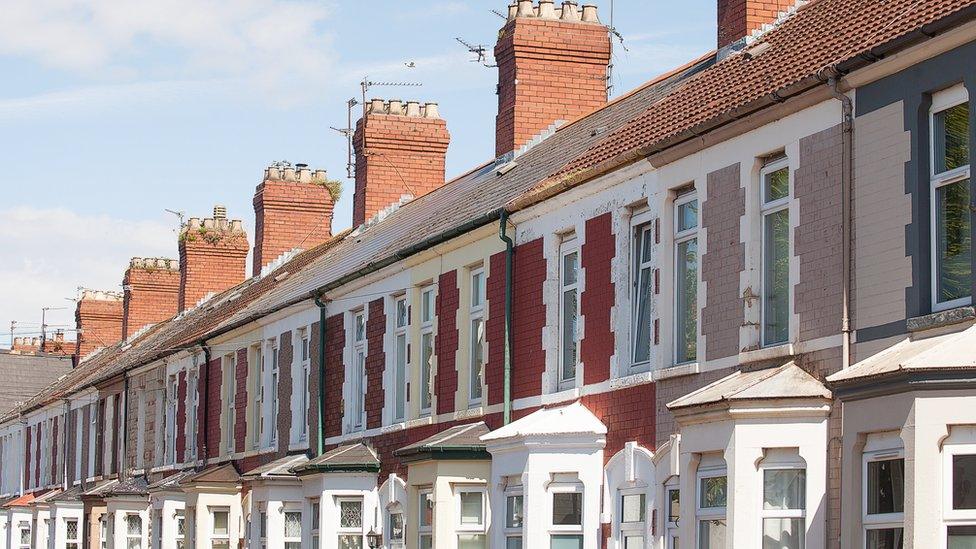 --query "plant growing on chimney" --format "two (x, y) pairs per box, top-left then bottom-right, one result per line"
(318, 178), (343, 202)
